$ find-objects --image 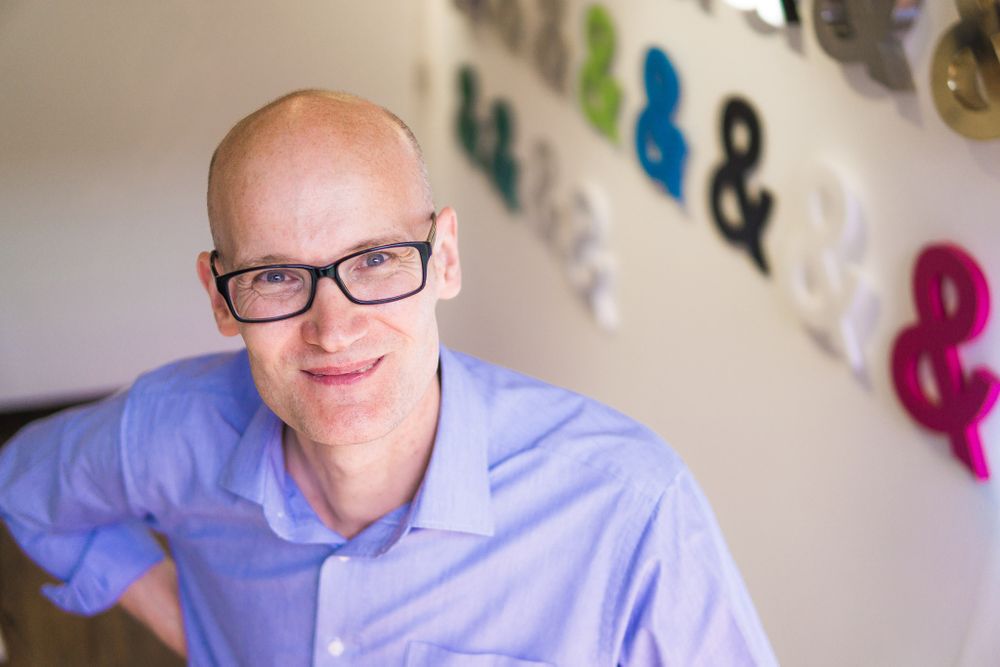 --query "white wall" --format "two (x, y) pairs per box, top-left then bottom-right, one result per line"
(3, 1), (1000, 665)
(420, 1), (1000, 665)
(0, 0), (420, 407)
